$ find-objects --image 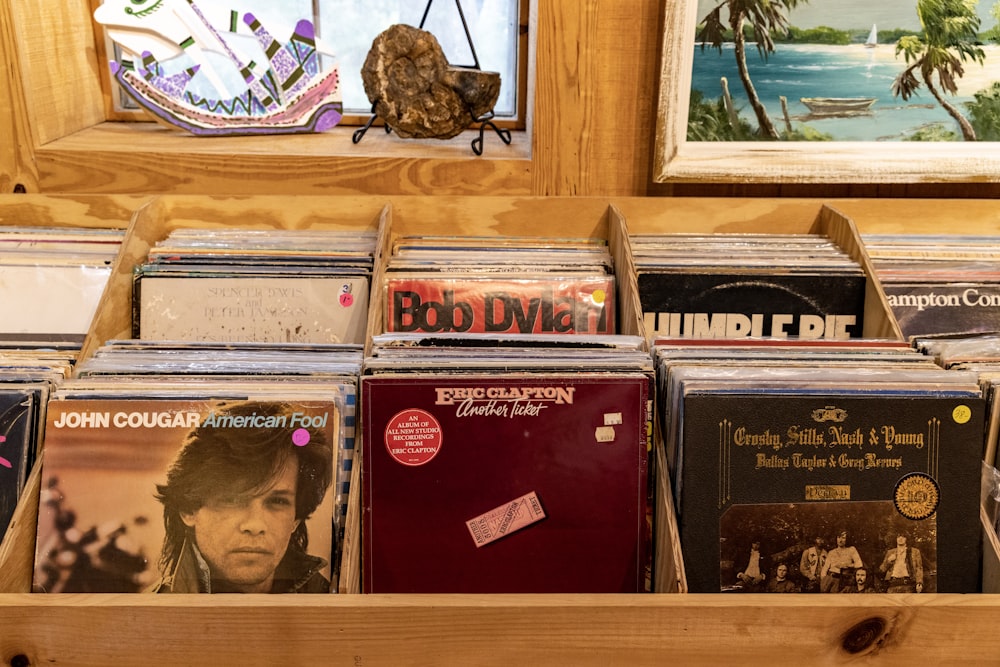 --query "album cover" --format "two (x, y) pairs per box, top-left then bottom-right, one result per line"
(639, 272), (867, 340)
(882, 283), (1000, 339)
(676, 391), (985, 594)
(384, 274), (616, 335)
(0, 387), (37, 543)
(145, 228), (377, 268)
(34, 397), (341, 594)
(362, 373), (650, 593)
(0, 263), (113, 340)
(136, 274), (370, 345)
